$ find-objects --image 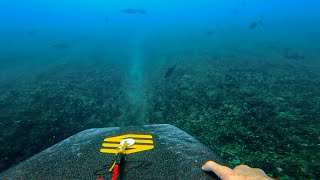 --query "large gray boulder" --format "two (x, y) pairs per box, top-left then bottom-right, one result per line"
(1, 124), (225, 179)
